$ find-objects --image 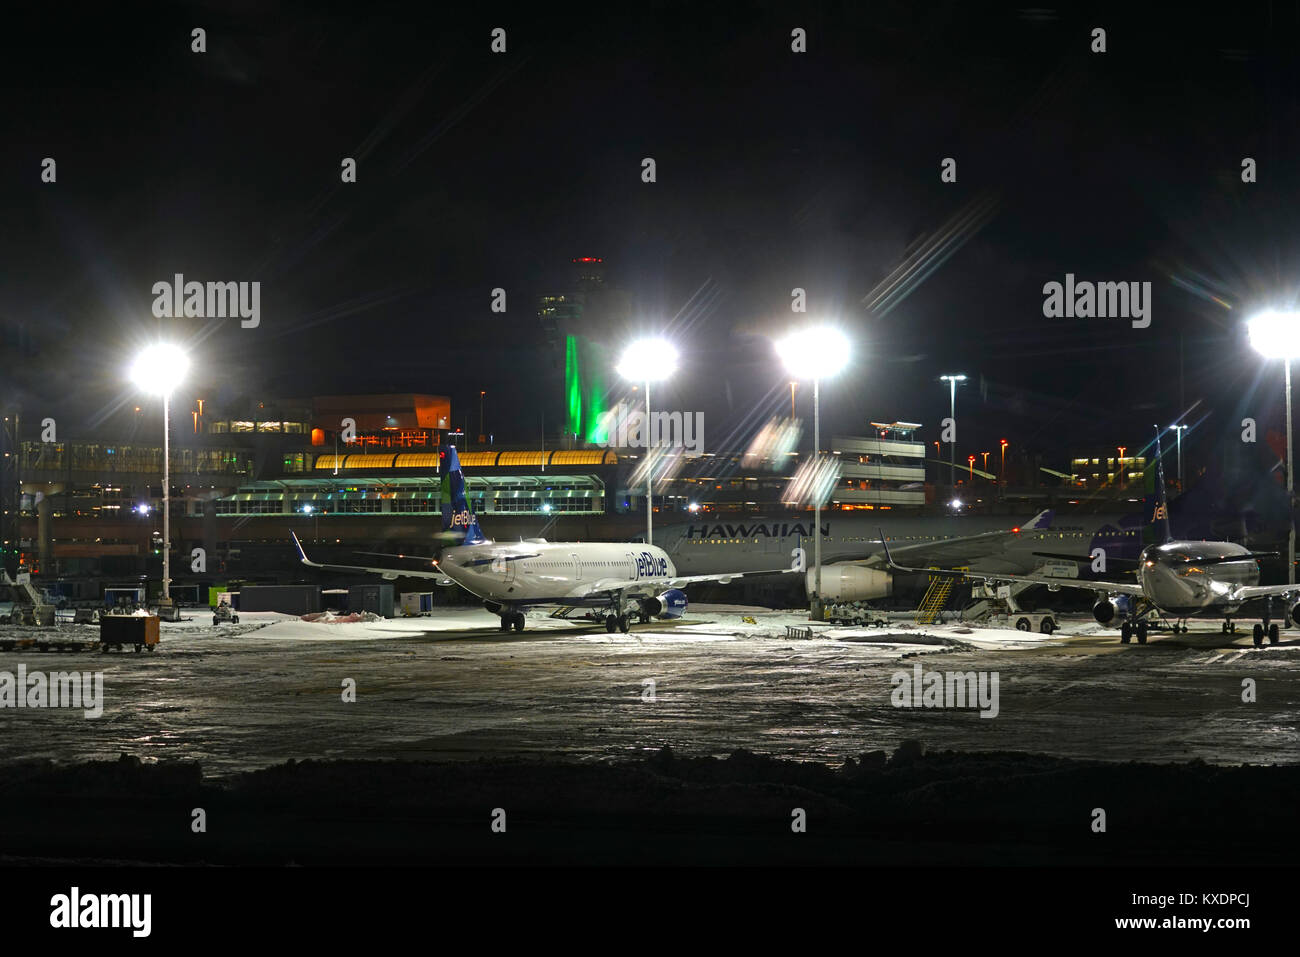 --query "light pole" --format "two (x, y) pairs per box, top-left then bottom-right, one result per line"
(1117, 446), (1127, 488)
(999, 438), (1008, 502)
(130, 343), (189, 603)
(981, 450), (990, 479)
(777, 325), (851, 622)
(939, 374), (967, 488)
(1169, 424), (1188, 490)
(1248, 310), (1300, 584)
(616, 337), (678, 547)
